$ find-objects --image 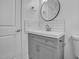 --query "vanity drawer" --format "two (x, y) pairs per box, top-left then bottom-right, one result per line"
(28, 33), (59, 47)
